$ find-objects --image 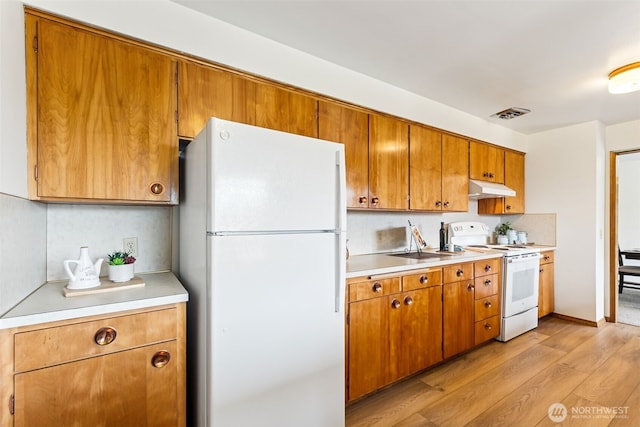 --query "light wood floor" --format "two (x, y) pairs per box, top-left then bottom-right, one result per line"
(346, 316), (640, 426)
